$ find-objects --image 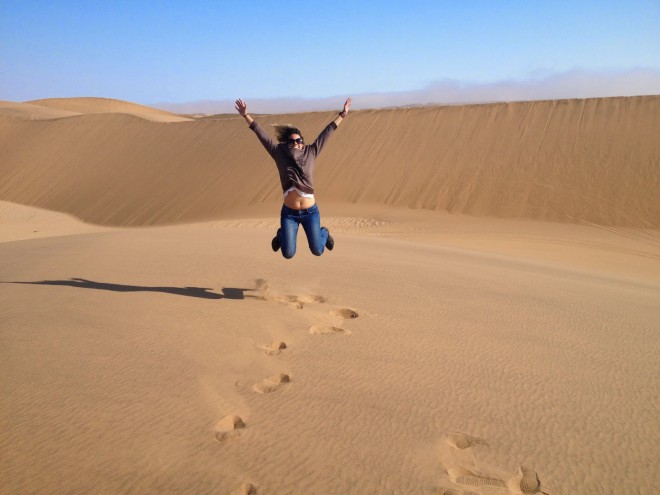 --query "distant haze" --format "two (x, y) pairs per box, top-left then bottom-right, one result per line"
(153, 68), (660, 115)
